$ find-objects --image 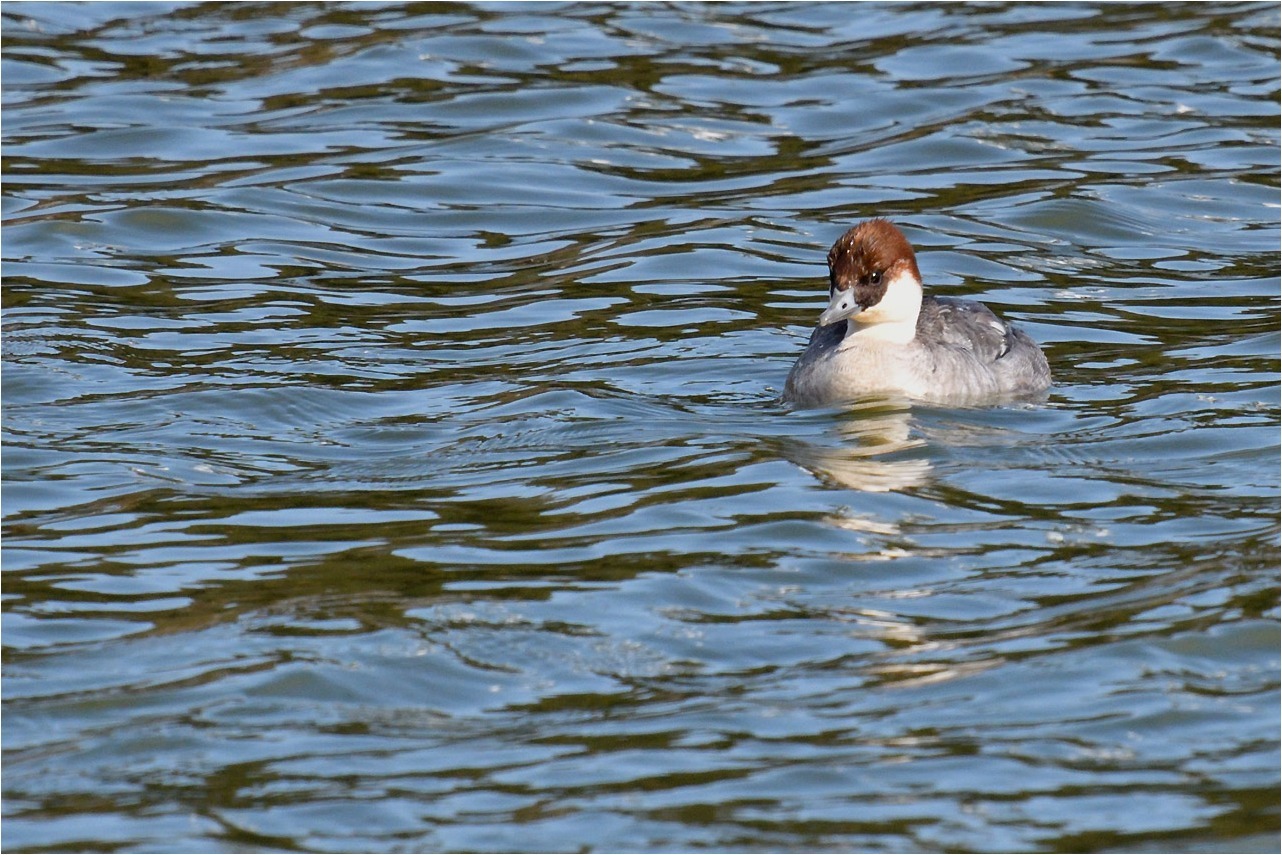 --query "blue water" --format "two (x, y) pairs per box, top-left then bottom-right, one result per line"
(4, 2), (1279, 852)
